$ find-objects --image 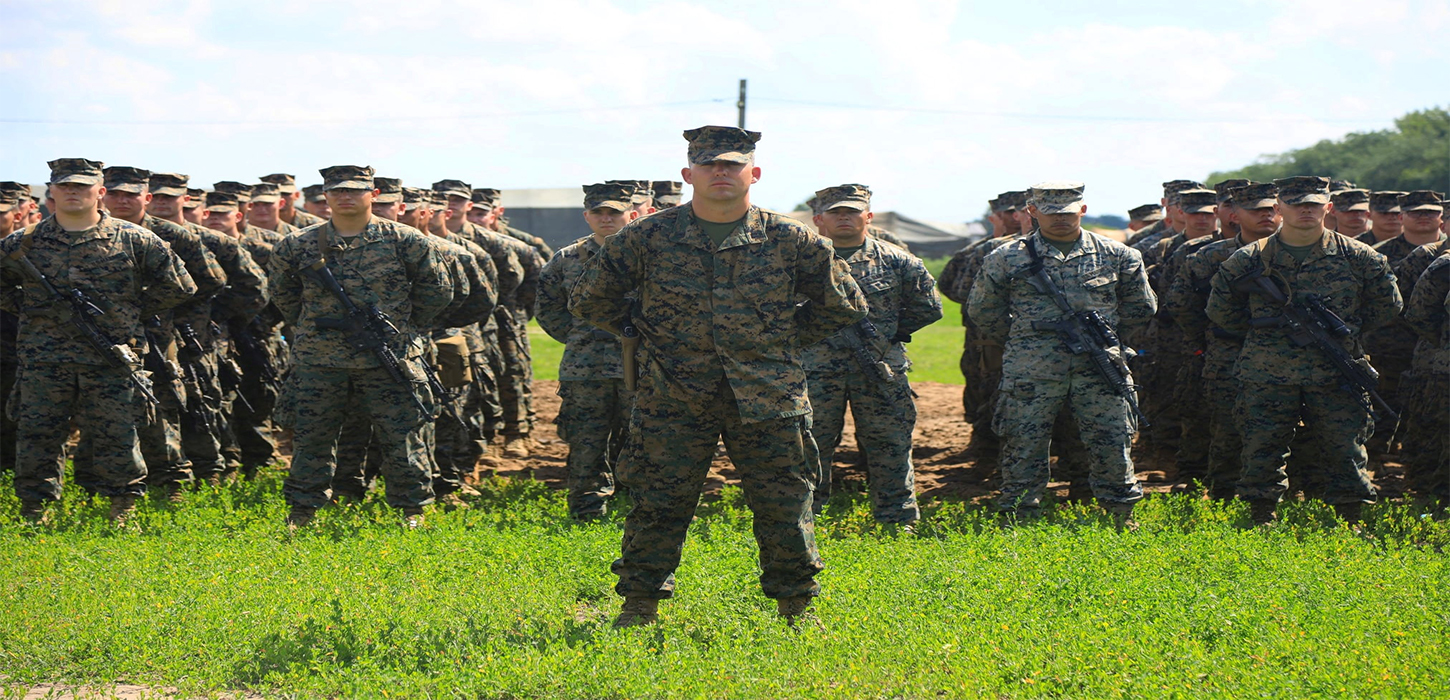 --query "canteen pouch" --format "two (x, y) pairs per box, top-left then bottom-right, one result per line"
(434, 334), (472, 389)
